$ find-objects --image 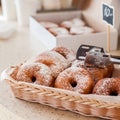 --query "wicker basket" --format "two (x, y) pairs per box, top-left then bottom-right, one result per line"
(1, 66), (120, 120)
